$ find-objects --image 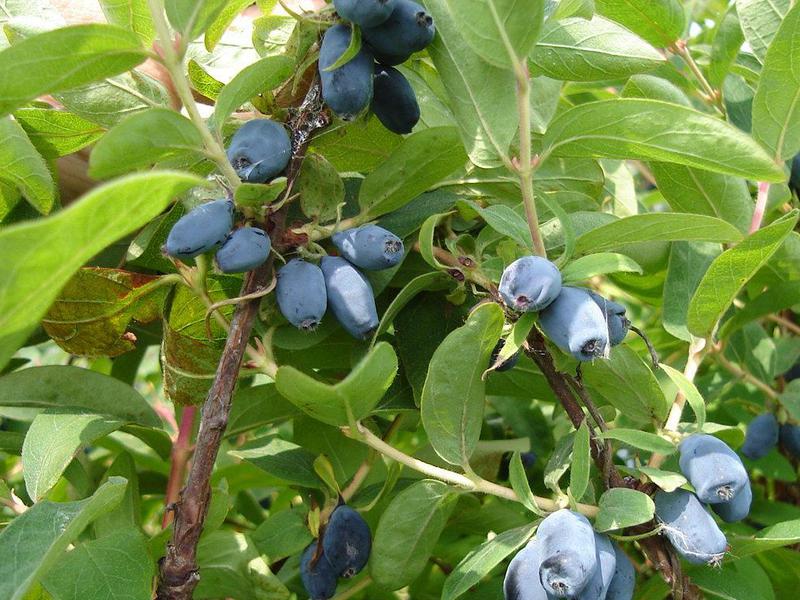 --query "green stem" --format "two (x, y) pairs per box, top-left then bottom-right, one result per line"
(146, 0), (242, 189)
(671, 41), (725, 116)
